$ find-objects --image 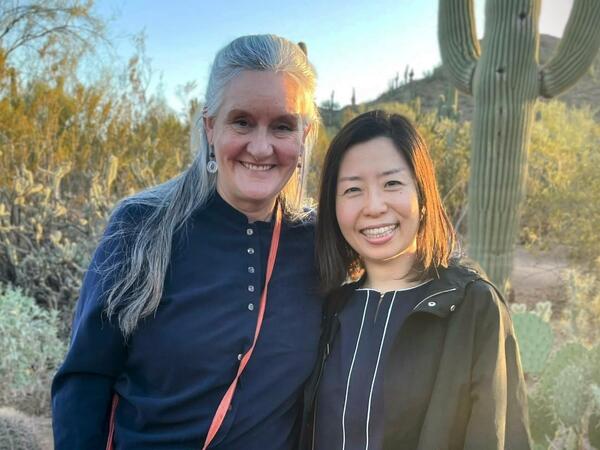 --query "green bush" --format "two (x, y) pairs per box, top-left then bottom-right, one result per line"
(524, 101), (600, 265)
(0, 285), (65, 414)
